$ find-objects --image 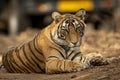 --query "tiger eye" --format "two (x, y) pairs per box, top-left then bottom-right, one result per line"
(59, 30), (68, 39)
(65, 20), (69, 24)
(61, 30), (67, 36)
